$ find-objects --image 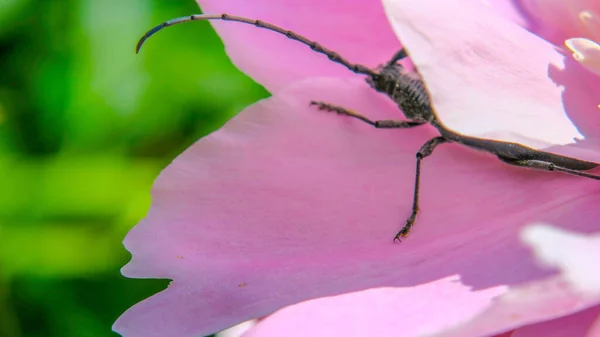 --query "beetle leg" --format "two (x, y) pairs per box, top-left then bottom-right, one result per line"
(498, 157), (600, 180)
(394, 136), (448, 242)
(310, 101), (424, 128)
